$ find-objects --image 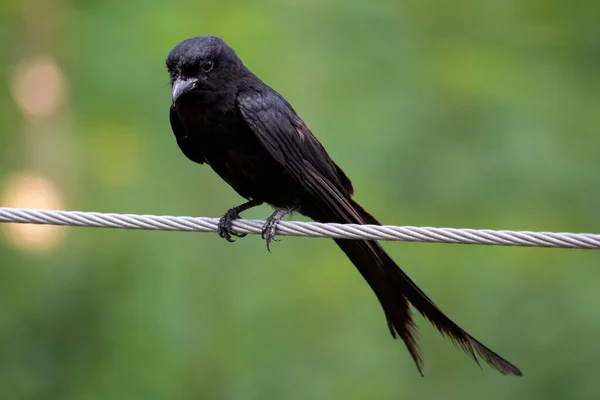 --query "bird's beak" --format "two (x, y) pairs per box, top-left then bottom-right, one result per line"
(172, 77), (198, 104)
